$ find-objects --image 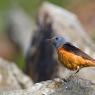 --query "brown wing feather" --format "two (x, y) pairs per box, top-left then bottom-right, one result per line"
(63, 42), (95, 61)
